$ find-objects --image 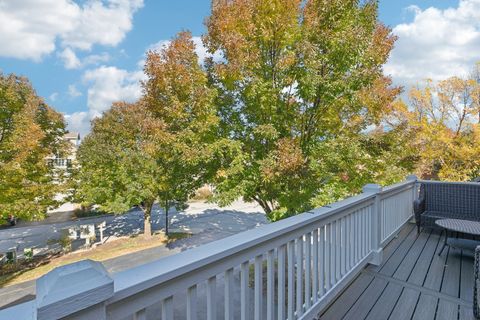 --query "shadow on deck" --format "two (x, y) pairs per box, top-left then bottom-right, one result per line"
(320, 223), (475, 320)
